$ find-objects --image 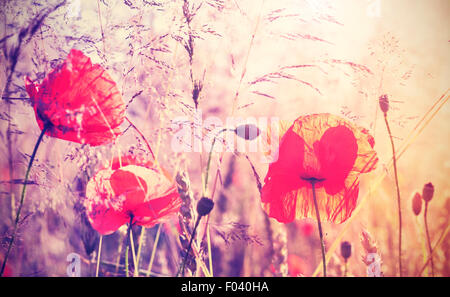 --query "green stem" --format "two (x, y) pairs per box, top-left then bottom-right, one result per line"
(424, 202), (434, 276)
(383, 113), (403, 276)
(0, 125), (48, 276)
(310, 181), (327, 277)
